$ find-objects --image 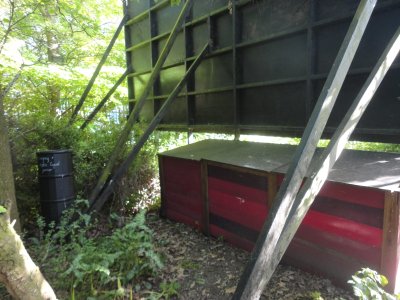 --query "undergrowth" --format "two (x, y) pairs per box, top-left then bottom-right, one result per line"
(27, 200), (163, 299)
(348, 268), (400, 300)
